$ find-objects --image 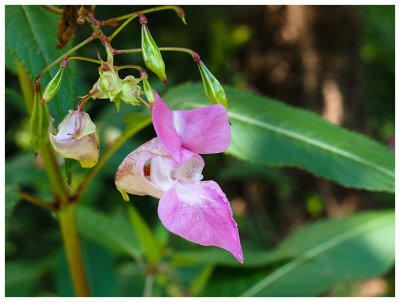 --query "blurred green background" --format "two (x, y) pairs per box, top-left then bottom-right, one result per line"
(5, 5), (394, 297)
